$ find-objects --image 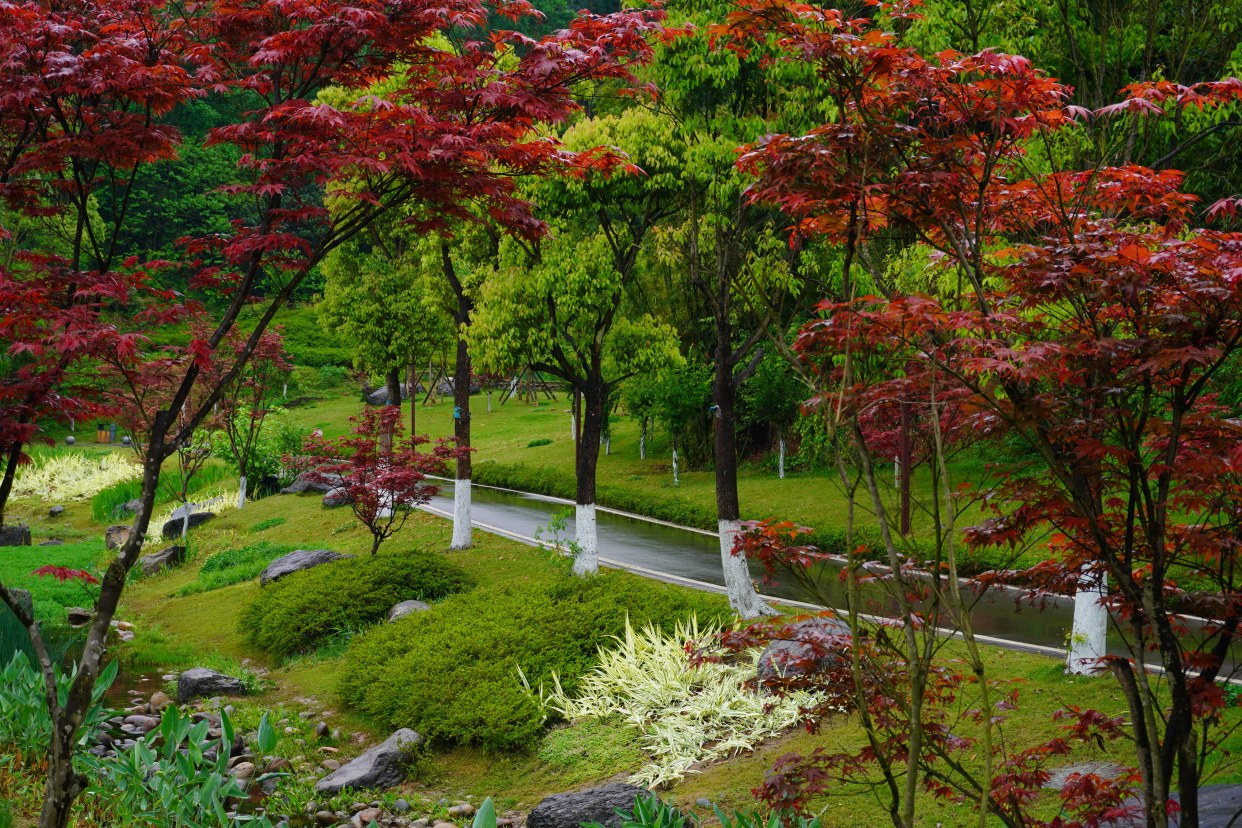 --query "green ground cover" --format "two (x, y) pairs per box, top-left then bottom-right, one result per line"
(0, 540), (104, 622)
